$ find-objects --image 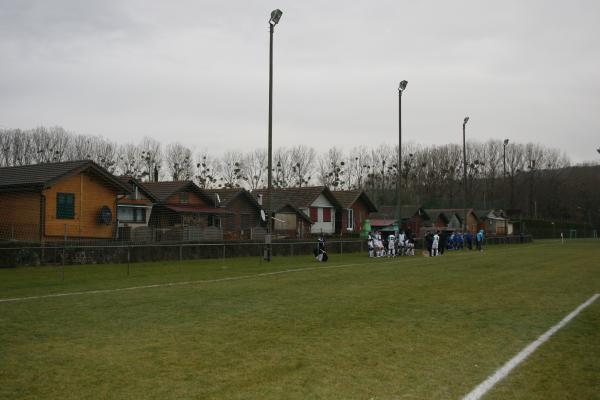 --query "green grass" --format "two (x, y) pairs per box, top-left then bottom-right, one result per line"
(1, 240), (599, 399)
